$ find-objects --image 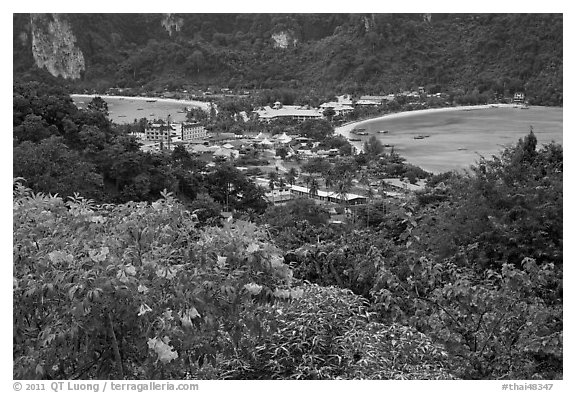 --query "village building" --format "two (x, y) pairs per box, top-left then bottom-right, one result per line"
(289, 185), (367, 205)
(316, 148), (340, 157)
(181, 122), (207, 141)
(319, 102), (354, 116)
(213, 147), (240, 160)
(264, 189), (293, 204)
(254, 178), (367, 206)
(356, 95), (396, 107)
(253, 102), (323, 122)
(253, 178), (292, 205)
(336, 94), (354, 106)
(354, 99), (381, 107)
(256, 137), (274, 149)
(513, 92), (526, 103)
(209, 132), (238, 142)
(144, 121), (178, 142)
(271, 132), (293, 147)
(188, 144), (218, 155)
